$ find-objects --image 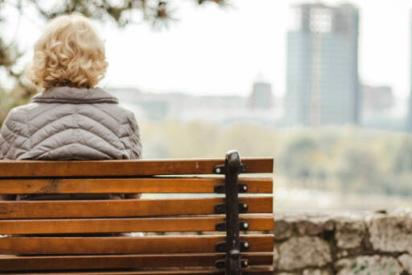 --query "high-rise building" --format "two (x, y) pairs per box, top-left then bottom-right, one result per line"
(407, 11), (412, 131)
(286, 3), (360, 126)
(248, 80), (274, 110)
(362, 85), (394, 115)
